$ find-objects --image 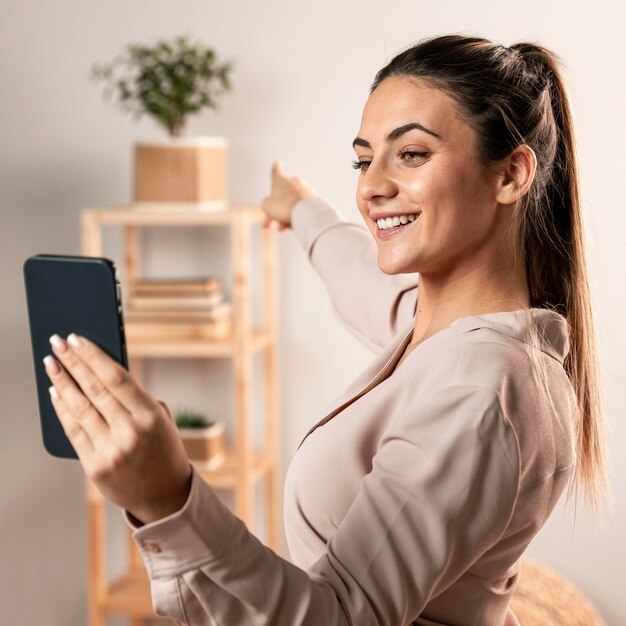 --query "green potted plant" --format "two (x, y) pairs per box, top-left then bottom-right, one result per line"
(90, 33), (235, 210)
(173, 406), (225, 470)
